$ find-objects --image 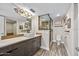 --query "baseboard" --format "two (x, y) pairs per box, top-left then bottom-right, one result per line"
(40, 46), (49, 51)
